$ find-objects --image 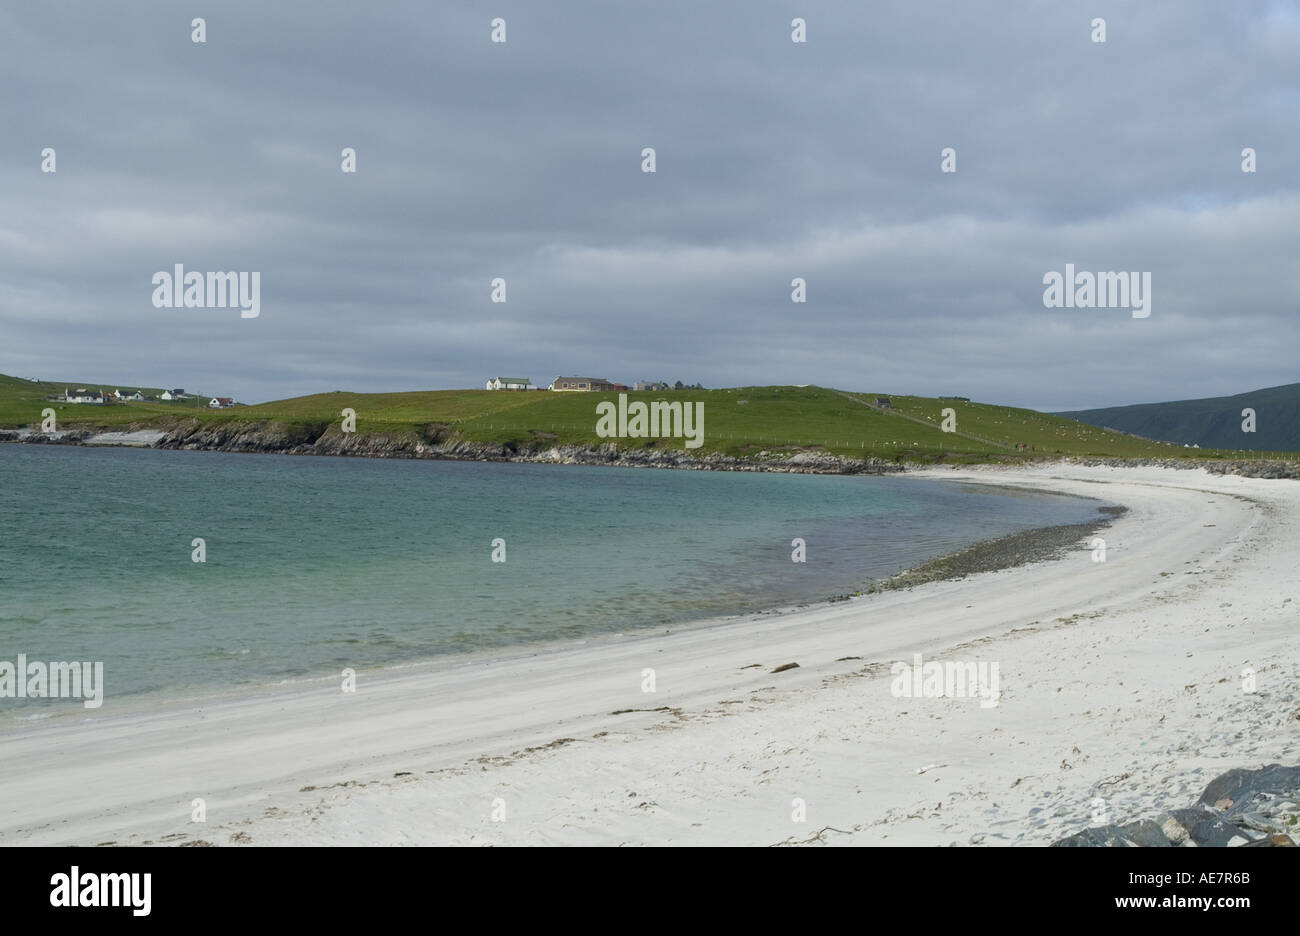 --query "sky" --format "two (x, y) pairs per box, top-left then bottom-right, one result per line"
(2, 1), (1297, 410)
